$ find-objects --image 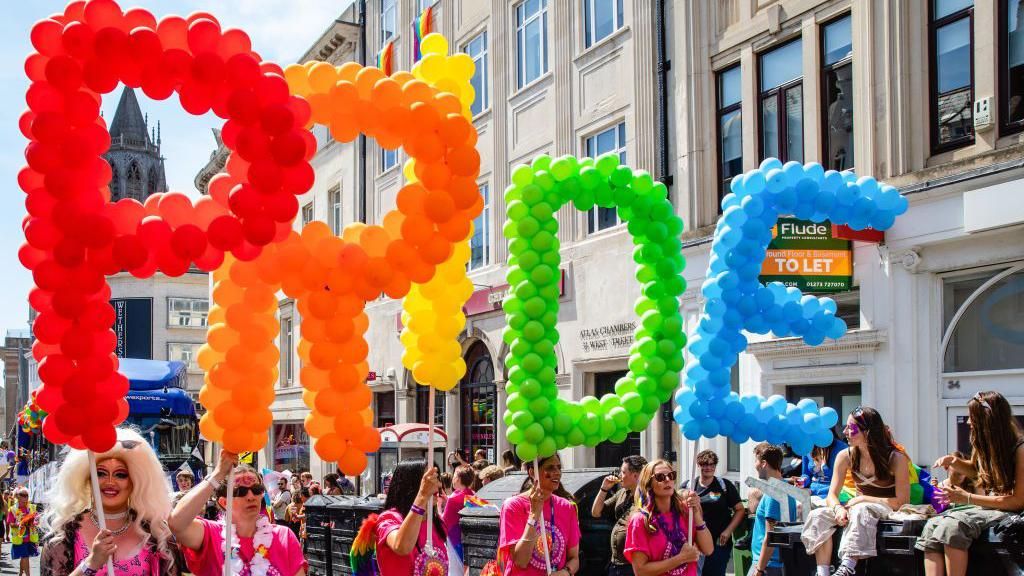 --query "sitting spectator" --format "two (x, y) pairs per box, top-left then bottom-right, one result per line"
(793, 429), (849, 499)
(501, 450), (519, 474)
(479, 465), (506, 487)
(323, 473), (343, 496)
